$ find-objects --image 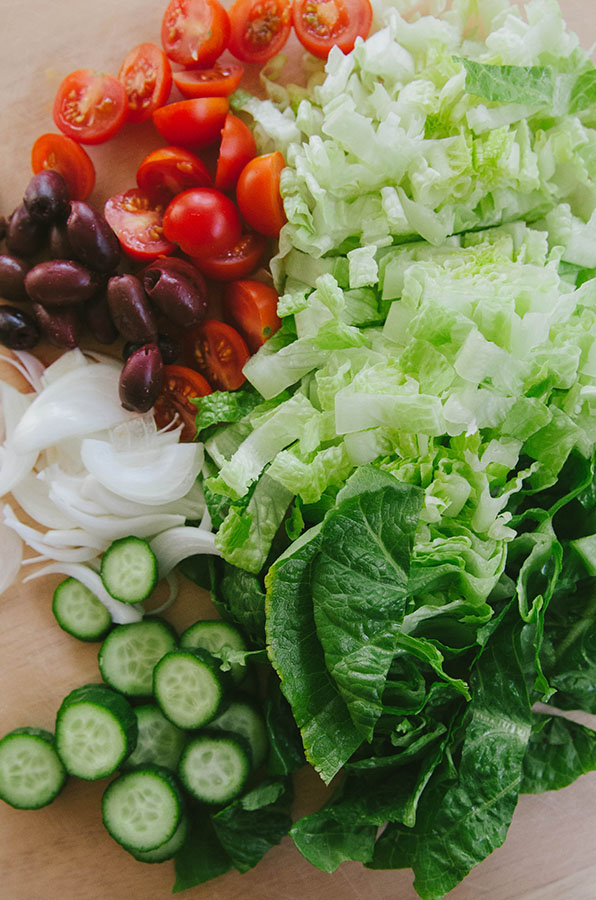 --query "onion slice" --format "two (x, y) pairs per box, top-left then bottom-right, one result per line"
(150, 526), (220, 579)
(0, 521), (23, 595)
(23, 562), (143, 624)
